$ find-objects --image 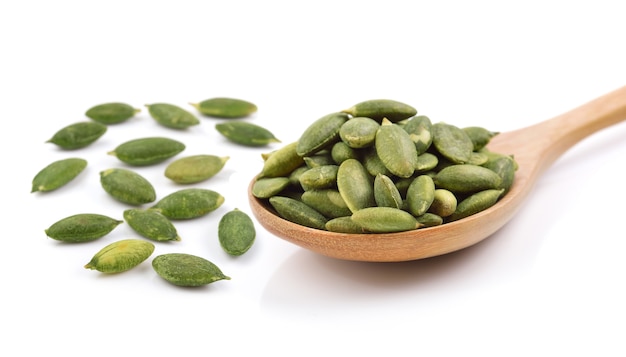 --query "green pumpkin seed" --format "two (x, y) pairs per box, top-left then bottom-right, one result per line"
(298, 165), (339, 191)
(447, 189), (504, 222)
(431, 122), (474, 164)
(463, 126), (499, 151)
(331, 141), (359, 165)
(45, 213), (122, 243)
(288, 166), (309, 188)
(252, 177), (291, 198)
(31, 157), (87, 193)
(164, 155), (229, 184)
(375, 119), (418, 178)
(433, 164), (502, 194)
(342, 99), (417, 123)
(260, 141), (305, 178)
(428, 189), (457, 217)
(151, 188), (224, 220)
(325, 216), (366, 233)
(108, 137), (185, 166)
(296, 112), (349, 157)
(85, 239), (155, 273)
(152, 253), (231, 286)
(339, 116), (380, 148)
(47, 121), (107, 149)
(123, 208), (181, 242)
(218, 208), (256, 256)
(467, 151), (489, 166)
(100, 168), (157, 205)
(215, 121), (280, 147)
(86, 102), (140, 125)
(362, 146), (393, 177)
(374, 174), (403, 209)
(145, 103), (199, 129)
(303, 151), (335, 168)
(406, 175), (436, 217)
(403, 115), (433, 154)
(190, 97), (257, 119)
(482, 154), (517, 194)
(415, 213), (444, 227)
(415, 152), (439, 172)
(301, 189), (352, 218)
(337, 159), (376, 213)
(269, 196), (328, 229)
(351, 207), (422, 233)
